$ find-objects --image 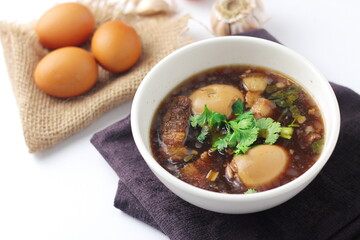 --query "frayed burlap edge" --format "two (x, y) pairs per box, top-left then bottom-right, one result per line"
(0, 0), (191, 152)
